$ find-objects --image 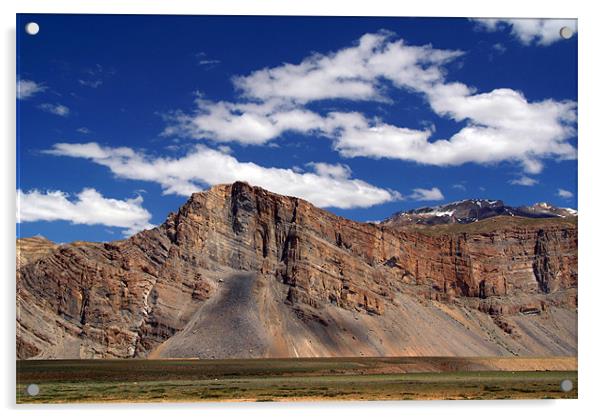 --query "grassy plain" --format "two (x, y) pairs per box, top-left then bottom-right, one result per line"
(16, 357), (577, 403)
